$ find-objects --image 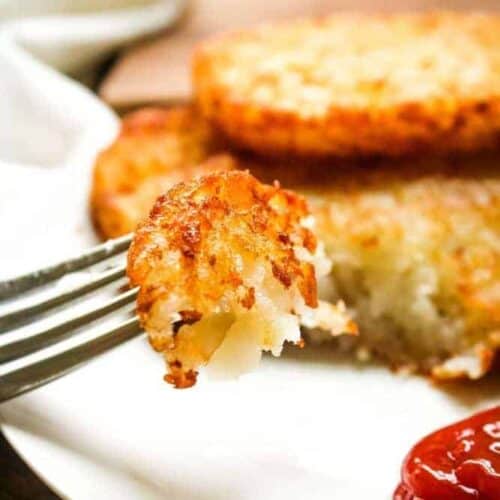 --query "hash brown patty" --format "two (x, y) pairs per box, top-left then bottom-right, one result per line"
(193, 12), (500, 158)
(305, 157), (500, 379)
(91, 105), (500, 379)
(127, 170), (355, 387)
